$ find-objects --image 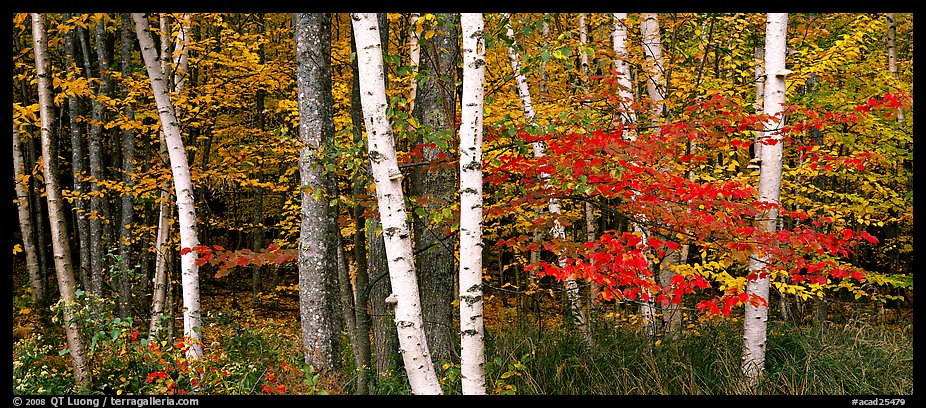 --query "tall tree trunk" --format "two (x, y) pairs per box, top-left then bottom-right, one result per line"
(612, 13), (658, 336)
(886, 13), (904, 123)
(459, 13), (487, 395)
(63, 13), (92, 293)
(364, 15), (400, 390)
(292, 12), (342, 372)
(351, 12), (442, 395)
(250, 190), (264, 306)
(26, 123), (52, 300)
(13, 126), (47, 307)
(117, 13), (137, 319)
(410, 12), (458, 366)
(149, 13), (178, 341)
(408, 13), (420, 113)
(503, 13), (593, 348)
(134, 13), (204, 360)
(578, 12), (599, 329)
(86, 16), (113, 296)
(368, 217), (399, 385)
(31, 13), (93, 388)
(743, 12), (788, 387)
(640, 13), (681, 337)
(349, 22), (373, 395)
